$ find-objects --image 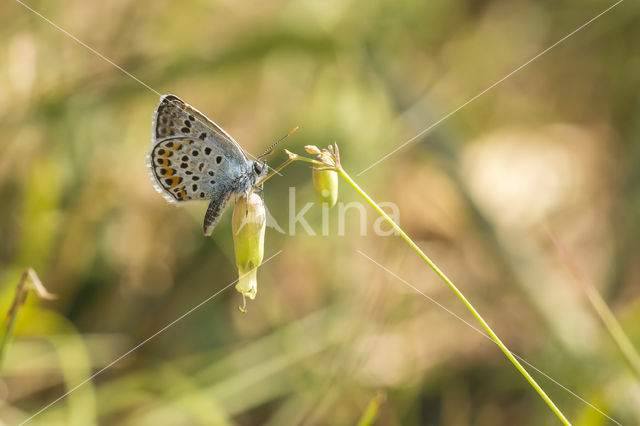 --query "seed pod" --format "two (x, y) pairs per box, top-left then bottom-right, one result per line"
(232, 192), (265, 309)
(312, 153), (338, 207)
